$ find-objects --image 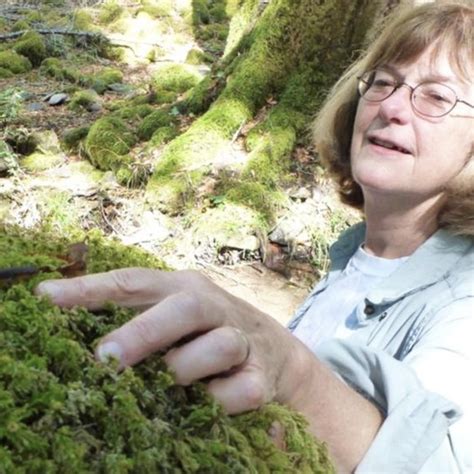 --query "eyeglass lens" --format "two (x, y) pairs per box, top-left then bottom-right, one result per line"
(358, 70), (457, 117)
